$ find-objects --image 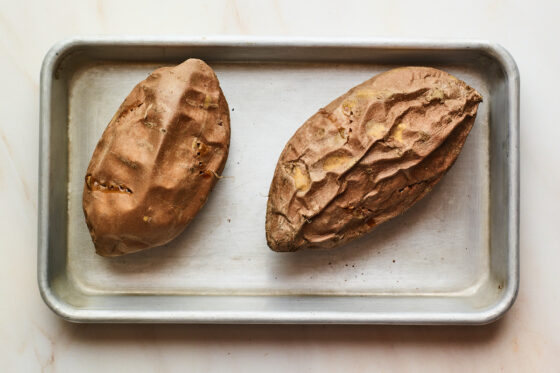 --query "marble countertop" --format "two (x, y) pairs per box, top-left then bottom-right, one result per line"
(1, 0), (559, 371)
